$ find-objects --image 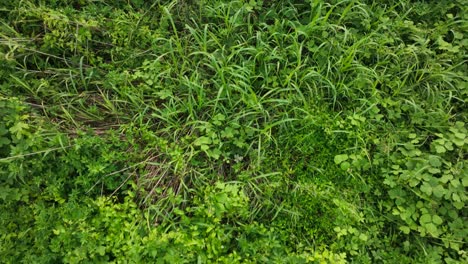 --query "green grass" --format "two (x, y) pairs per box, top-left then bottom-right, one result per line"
(1, 0), (467, 262)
